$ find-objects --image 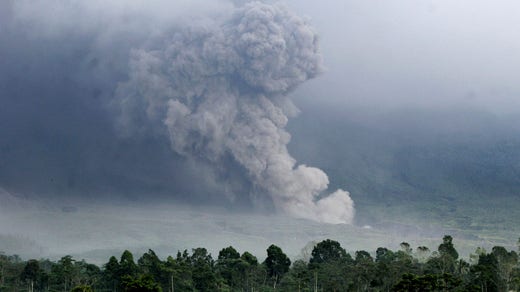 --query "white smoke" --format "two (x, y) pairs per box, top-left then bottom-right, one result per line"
(116, 2), (355, 224)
